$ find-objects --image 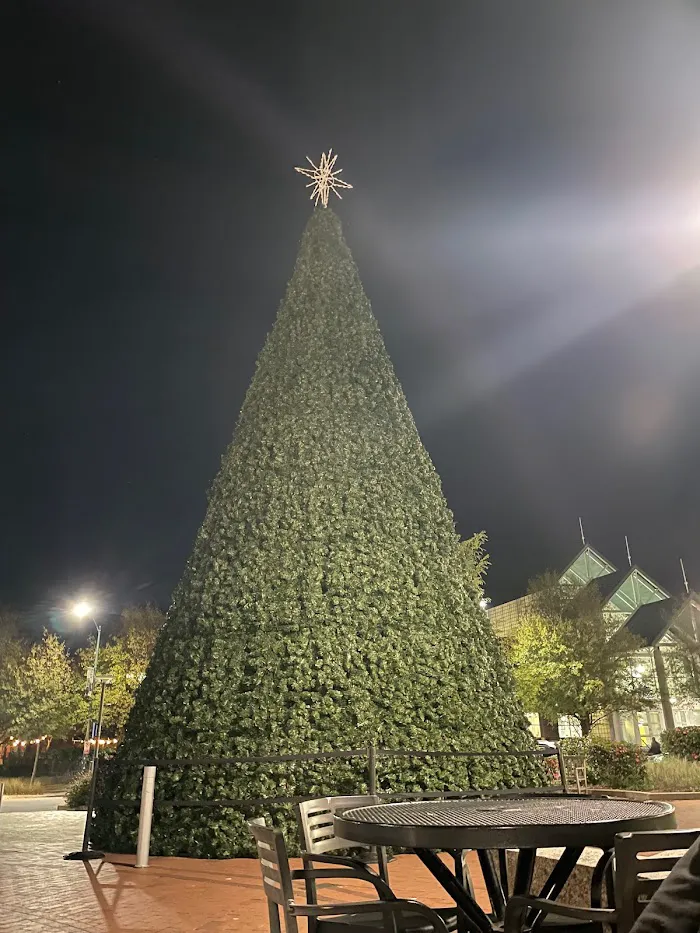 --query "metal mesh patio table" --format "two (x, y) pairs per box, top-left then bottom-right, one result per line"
(334, 796), (675, 933)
